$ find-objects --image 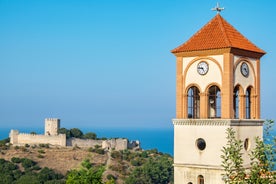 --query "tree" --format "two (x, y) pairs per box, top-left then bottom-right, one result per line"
(221, 120), (276, 184)
(83, 132), (97, 139)
(0, 137), (10, 146)
(69, 128), (83, 138)
(58, 128), (71, 138)
(221, 128), (246, 184)
(0, 158), (64, 184)
(247, 120), (276, 183)
(125, 155), (173, 184)
(66, 159), (104, 184)
(15, 174), (40, 184)
(37, 167), (64, 183)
